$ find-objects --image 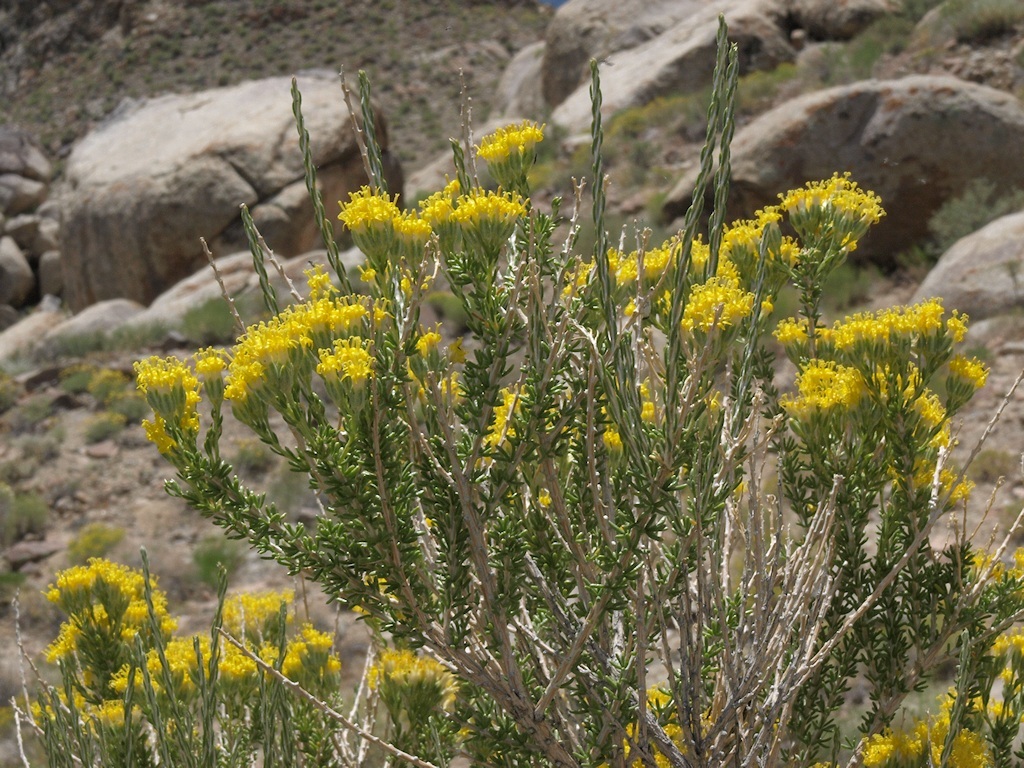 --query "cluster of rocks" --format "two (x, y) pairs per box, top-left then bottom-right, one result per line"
(0, 127), (60, 320)
(2, 0), (1024, 362)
